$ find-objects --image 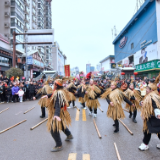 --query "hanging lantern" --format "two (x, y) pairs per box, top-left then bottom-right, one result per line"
(134, 72), (138, 75)
(121, 72), (125, 75)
